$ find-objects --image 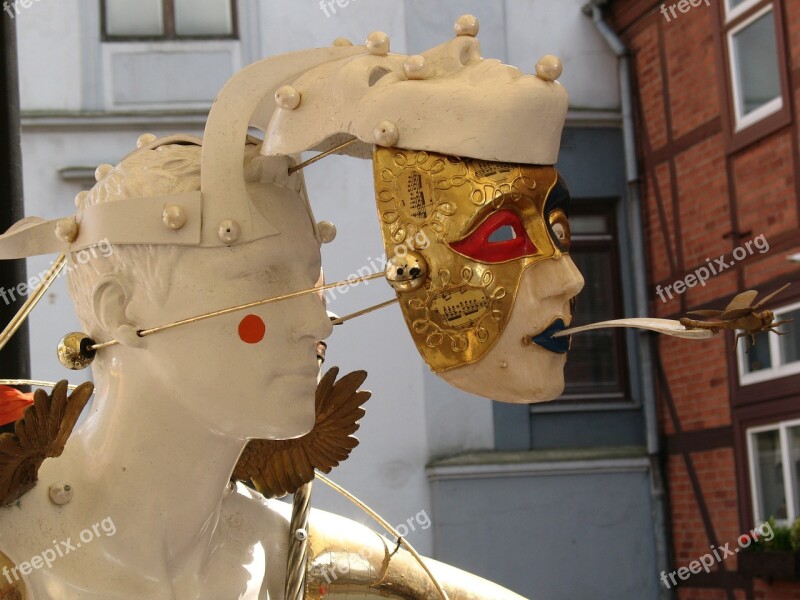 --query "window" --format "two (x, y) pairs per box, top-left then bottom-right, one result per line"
(554, 206), (628, 403)
(747, 419), (800, 525)
(723, 1), (783, 131)
(102, 0), (237, 40)
(737, 300), (800, 385)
